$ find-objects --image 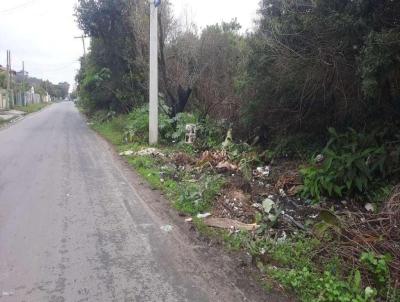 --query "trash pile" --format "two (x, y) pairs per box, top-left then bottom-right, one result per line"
(119, 148), (165, 158)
